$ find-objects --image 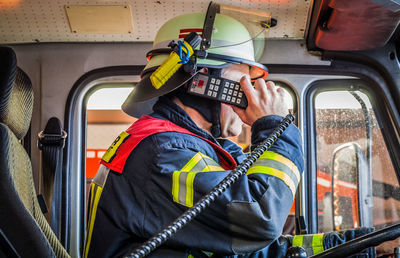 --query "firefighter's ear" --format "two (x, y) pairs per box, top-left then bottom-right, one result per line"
(199, 67), (208, 74)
